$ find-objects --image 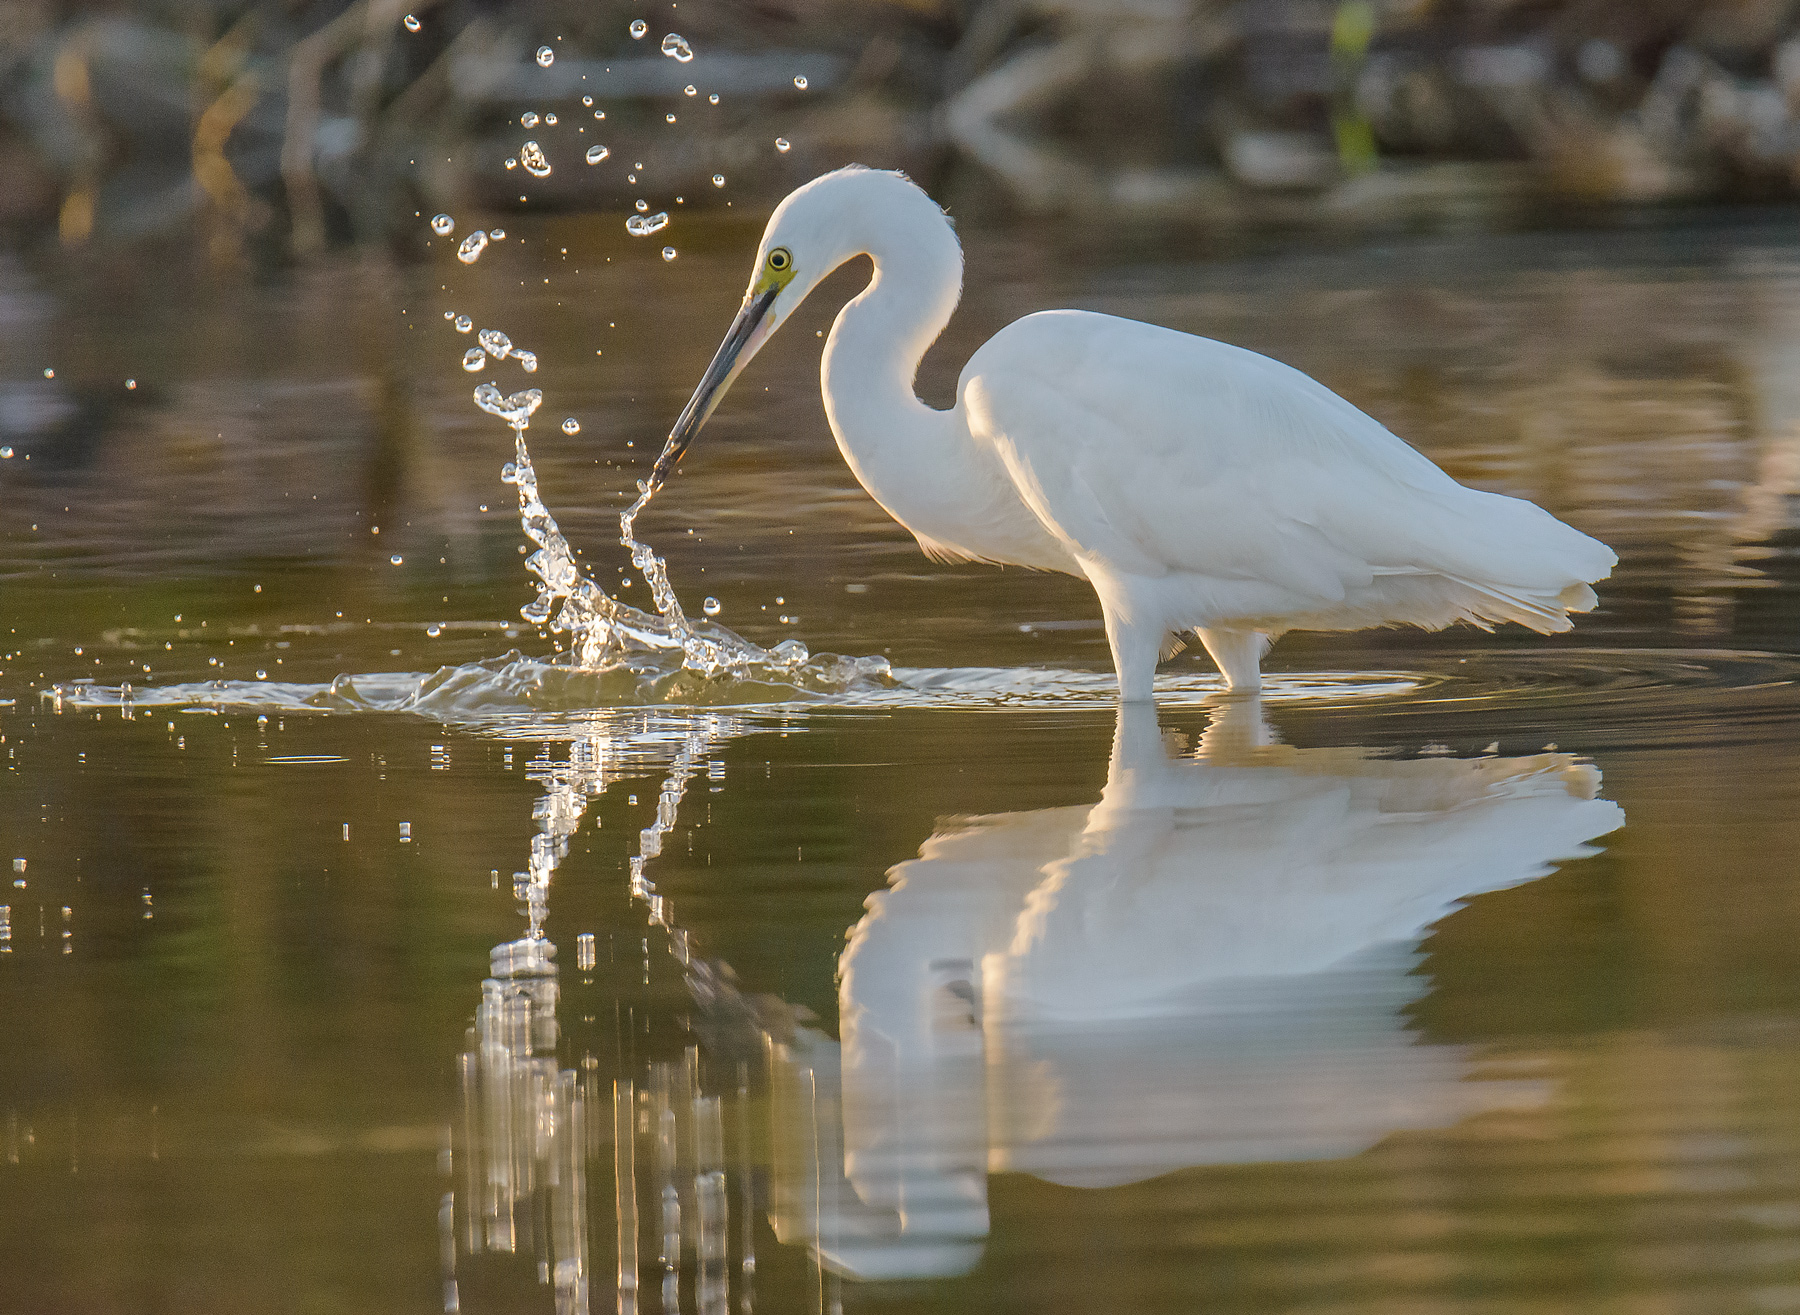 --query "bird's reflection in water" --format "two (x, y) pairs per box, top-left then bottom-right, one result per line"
(447, 701), (1624, 1310)
(780, 700), (1625, 1280)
